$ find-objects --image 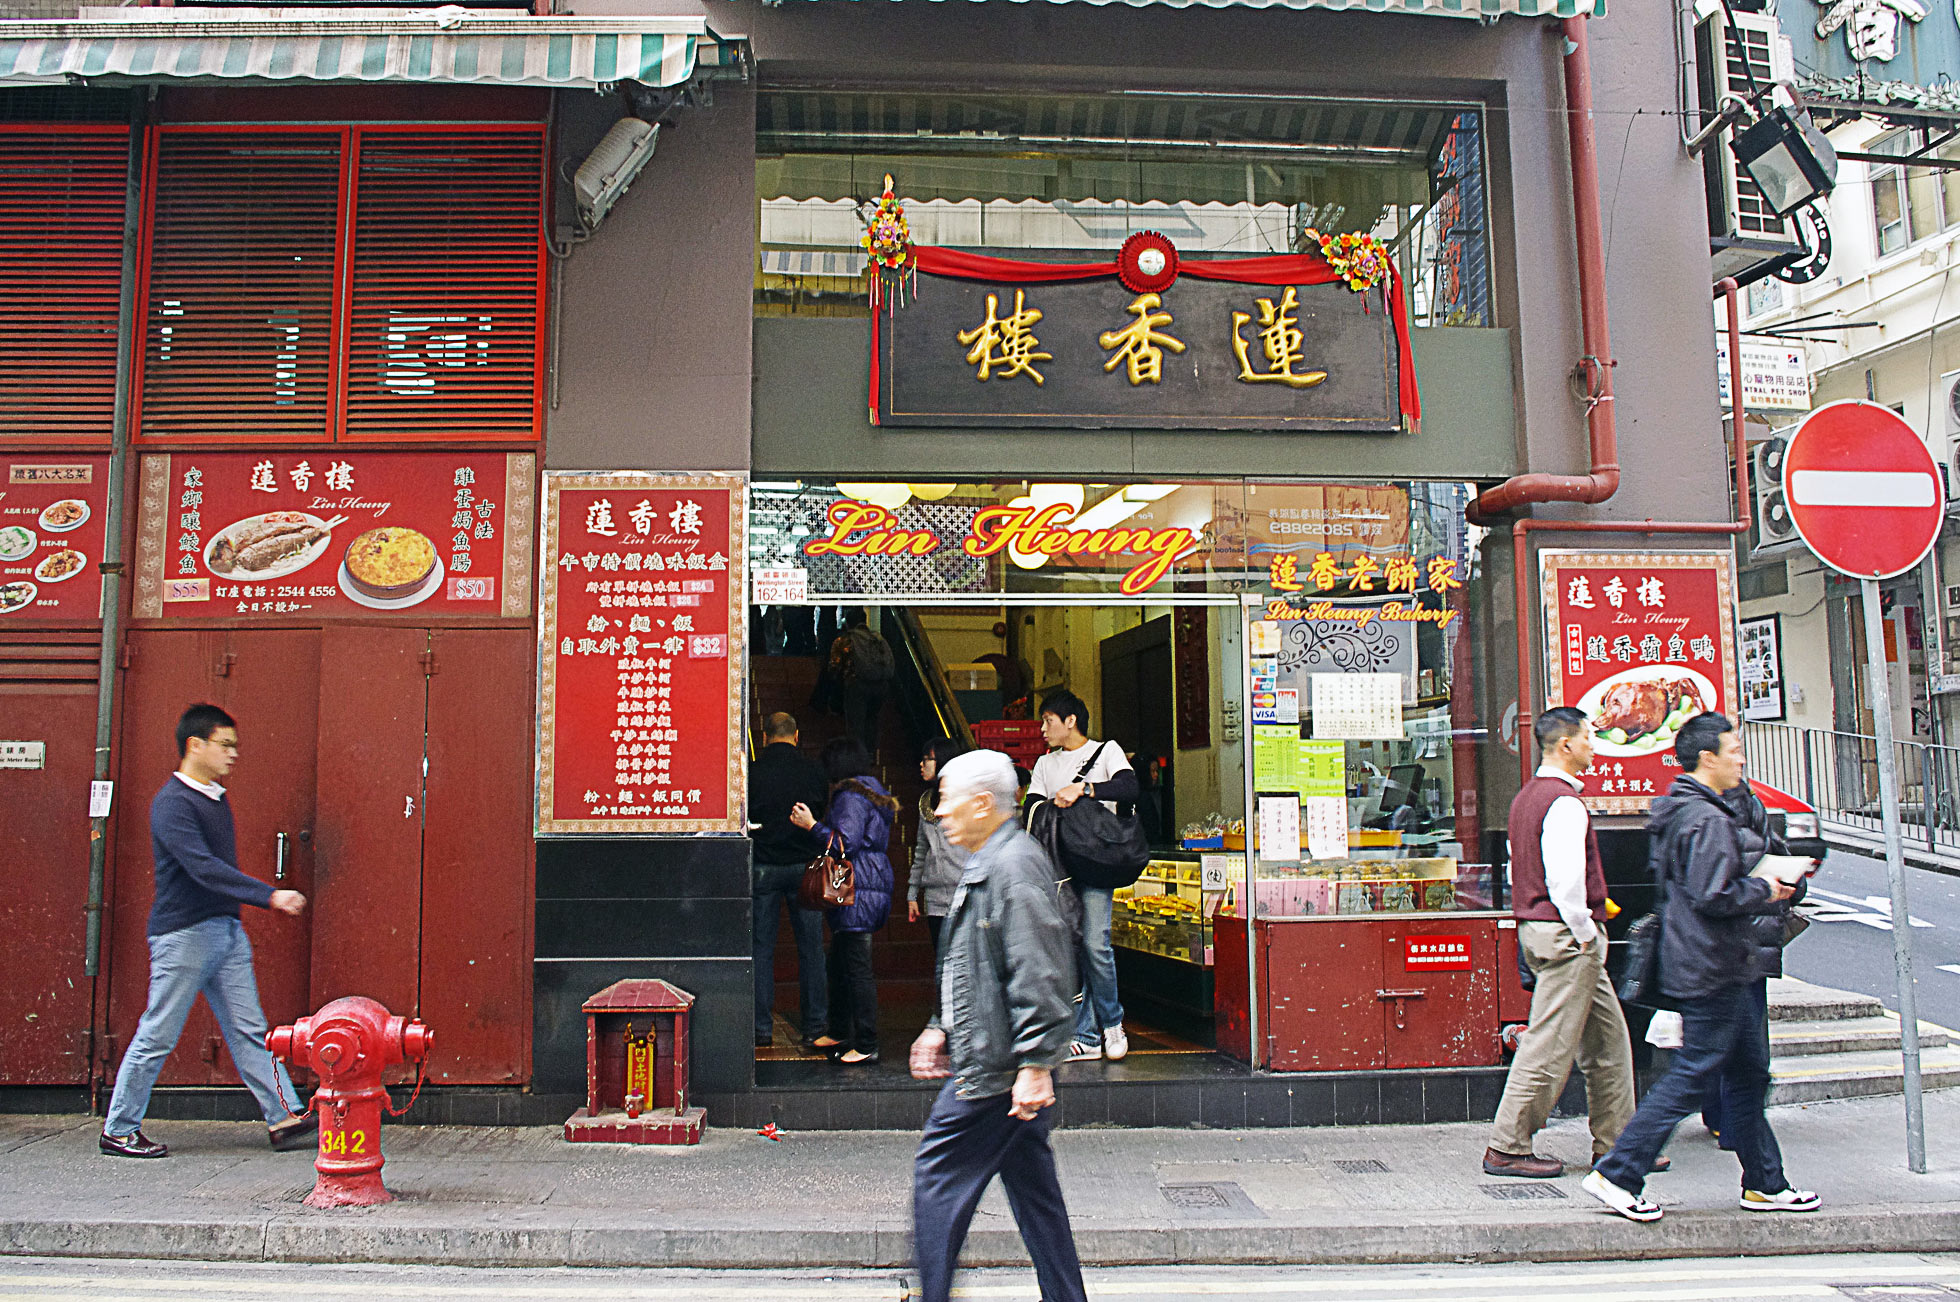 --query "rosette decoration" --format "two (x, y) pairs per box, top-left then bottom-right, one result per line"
(1304, 228), (1392, 295)
(861, 173), (917, 309)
